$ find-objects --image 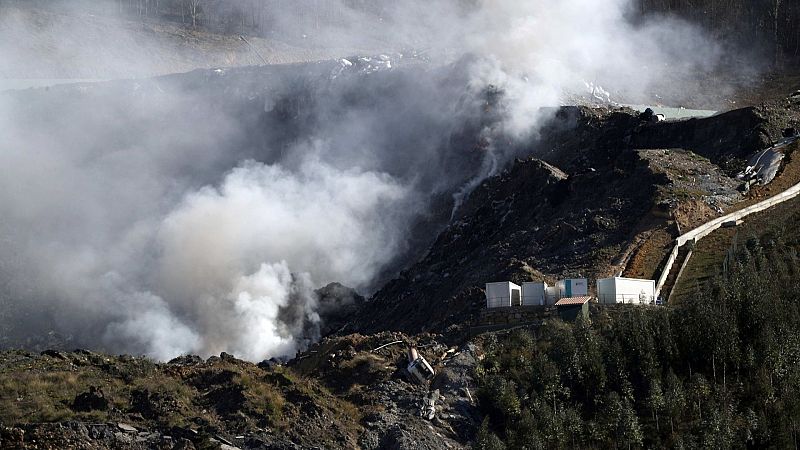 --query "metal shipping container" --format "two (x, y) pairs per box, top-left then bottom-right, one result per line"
(556, 279), (588, 299)
(545, 285), (557, 305)
(522, 282), (548, 306)
(596, 277), (655, 304)
(485, 282), (522, 308)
